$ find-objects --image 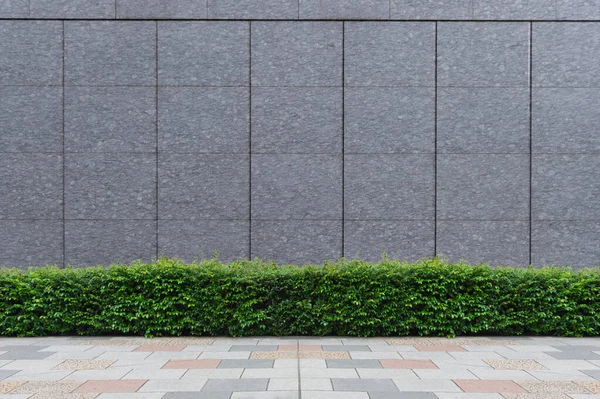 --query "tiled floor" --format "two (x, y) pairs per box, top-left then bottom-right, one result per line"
(1, 336), (600, 398)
